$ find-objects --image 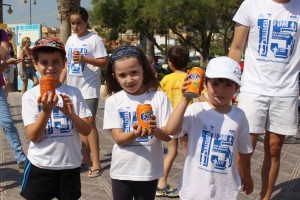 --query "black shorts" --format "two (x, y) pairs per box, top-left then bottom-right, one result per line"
(20, 160), (81, 200)
(111, 178), (158, 200)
